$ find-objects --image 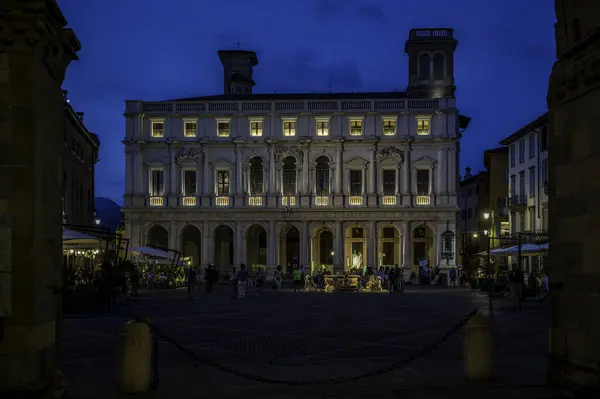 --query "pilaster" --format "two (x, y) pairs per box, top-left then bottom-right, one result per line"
(0, 0), (80, 393)
(168, 148), (178, 207)
(235, 222), (243, 266)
